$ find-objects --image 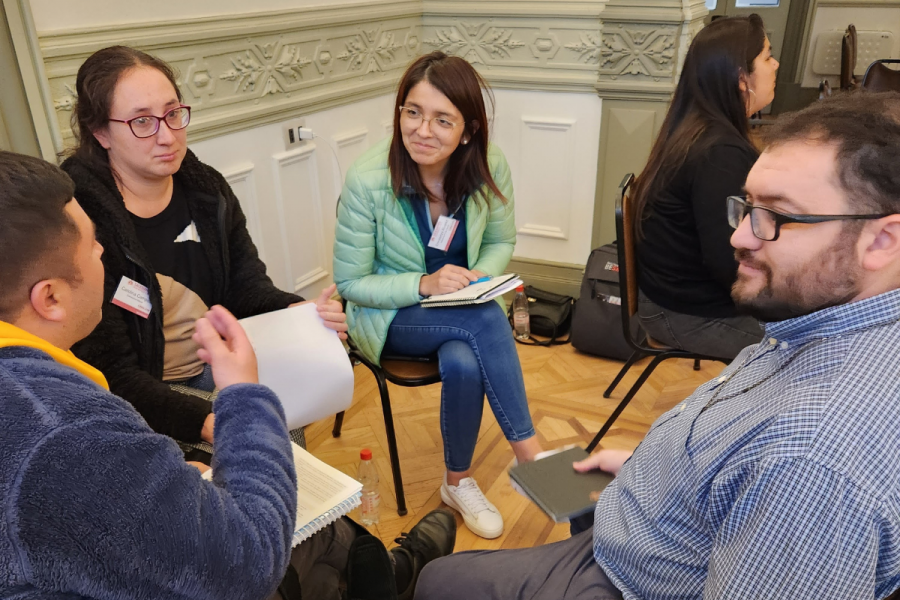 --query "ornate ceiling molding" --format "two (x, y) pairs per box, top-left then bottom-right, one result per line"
(41, 2), (423, 145)
(39, 0), (708, 144)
